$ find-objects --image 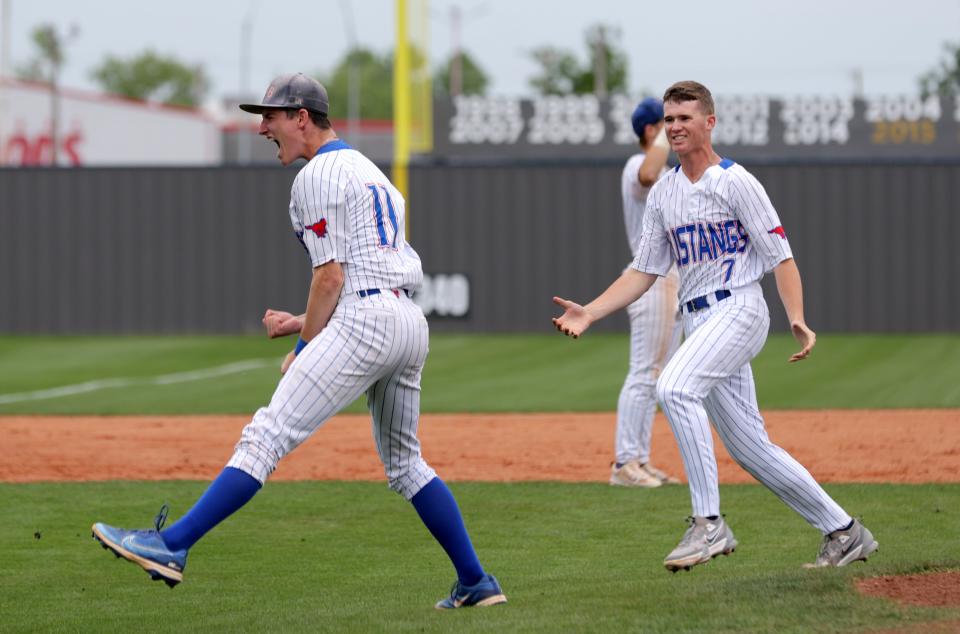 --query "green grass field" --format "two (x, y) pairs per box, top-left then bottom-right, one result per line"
(1, 481), (958, 633)
(2, 333), (958, 632)
(1, 333), (959, 414)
